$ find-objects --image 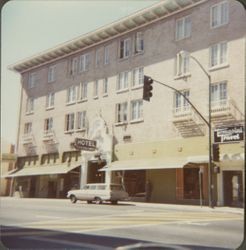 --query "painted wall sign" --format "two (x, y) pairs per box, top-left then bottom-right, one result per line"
(72, 138), (97, 151)
(214, 125), (244, 143)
